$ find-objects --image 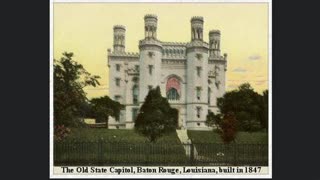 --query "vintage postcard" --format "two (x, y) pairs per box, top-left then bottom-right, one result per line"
(50, 0), (272, 178)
